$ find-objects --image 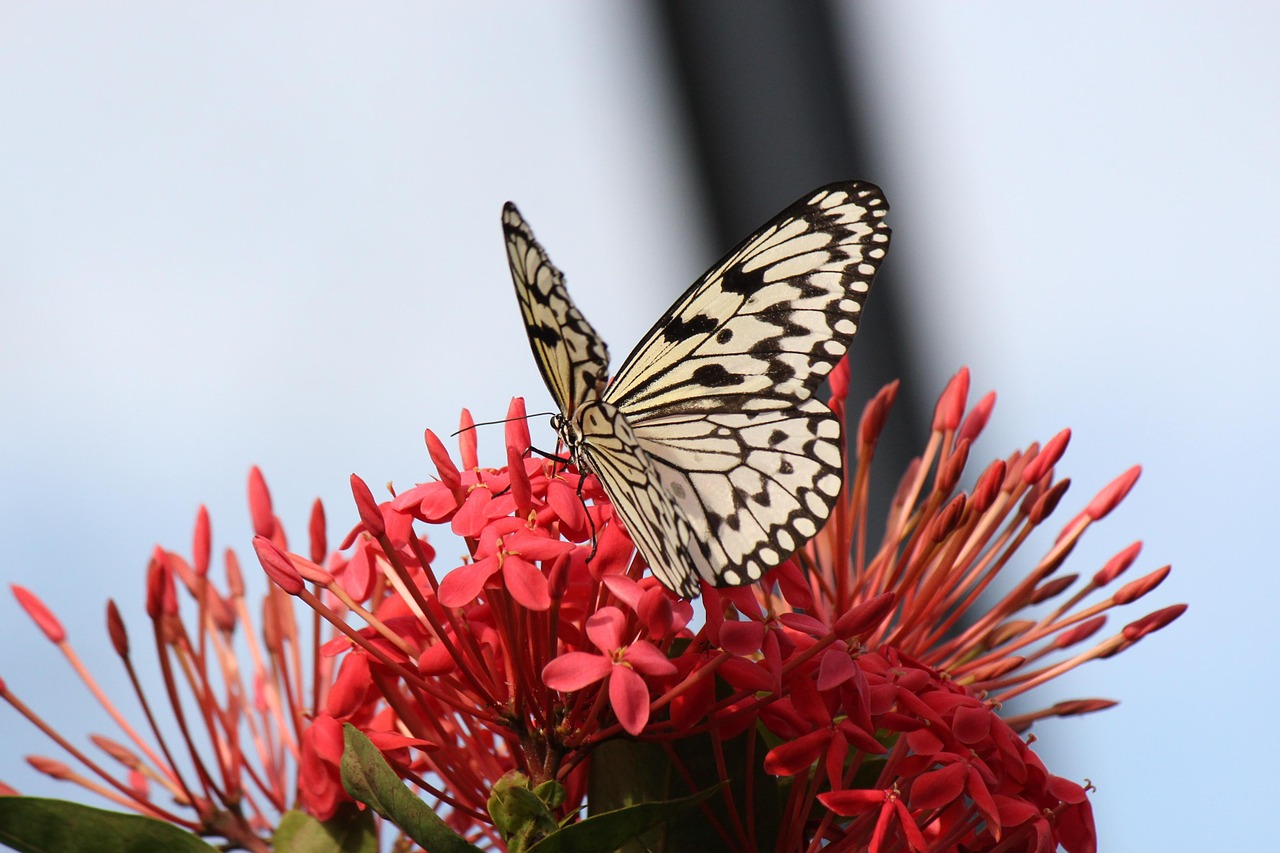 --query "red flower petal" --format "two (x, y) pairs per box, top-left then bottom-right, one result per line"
(417, 641), (458, 676)
(546, 479), (587, 533)
(608, 665), (651, 736)
(542, 652), (611, 692)
(298, 715), (346, 821)
(719, 620), (765, 656)
(818, 787), (883, 816)
(507, 530), (574, 561)
(451, 489), (492, 538)
(325, 653), (372, 718)
(622, 641), (676, 677)
(585, 607), (627, 652)
(719, 657), (776, 693)
(502, 554), (551, 612)
(437, 556), (500, 607)
(952, 703), (992, 744)
(913, 761), (965, 809)
(817, 647), (859, 691)
(764, 728), (829, 776)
